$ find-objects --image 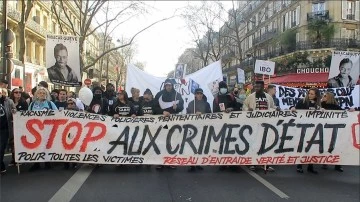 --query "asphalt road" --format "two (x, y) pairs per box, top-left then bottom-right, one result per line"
(1, 156), (359, 202)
